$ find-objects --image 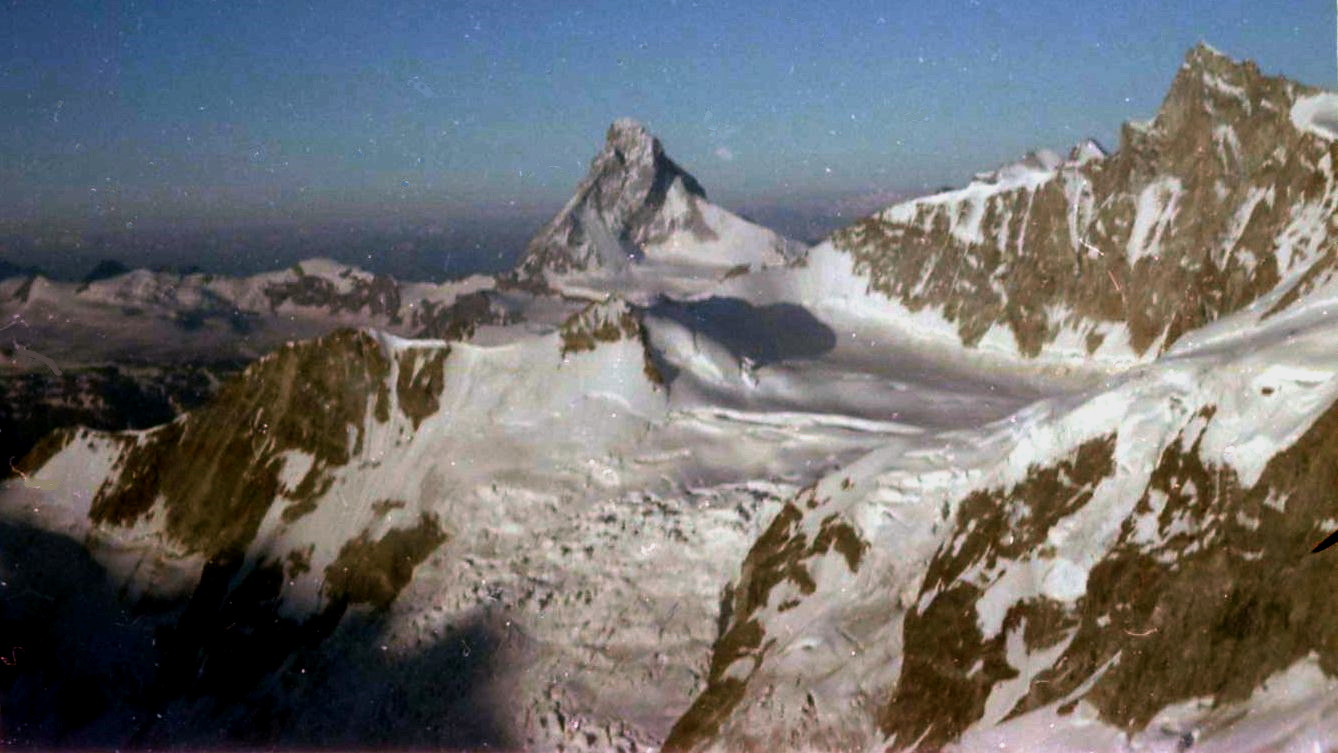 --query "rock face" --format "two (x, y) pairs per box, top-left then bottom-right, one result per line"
(829, 43), (1337, 362)
(261, 262), (407, 323)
